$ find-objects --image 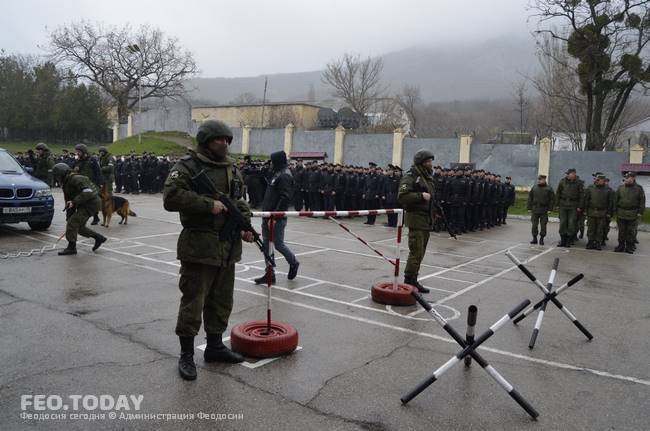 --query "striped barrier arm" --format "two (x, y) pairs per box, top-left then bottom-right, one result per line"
(464, 305), (477, 367)
(513, 273), (584, 324)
